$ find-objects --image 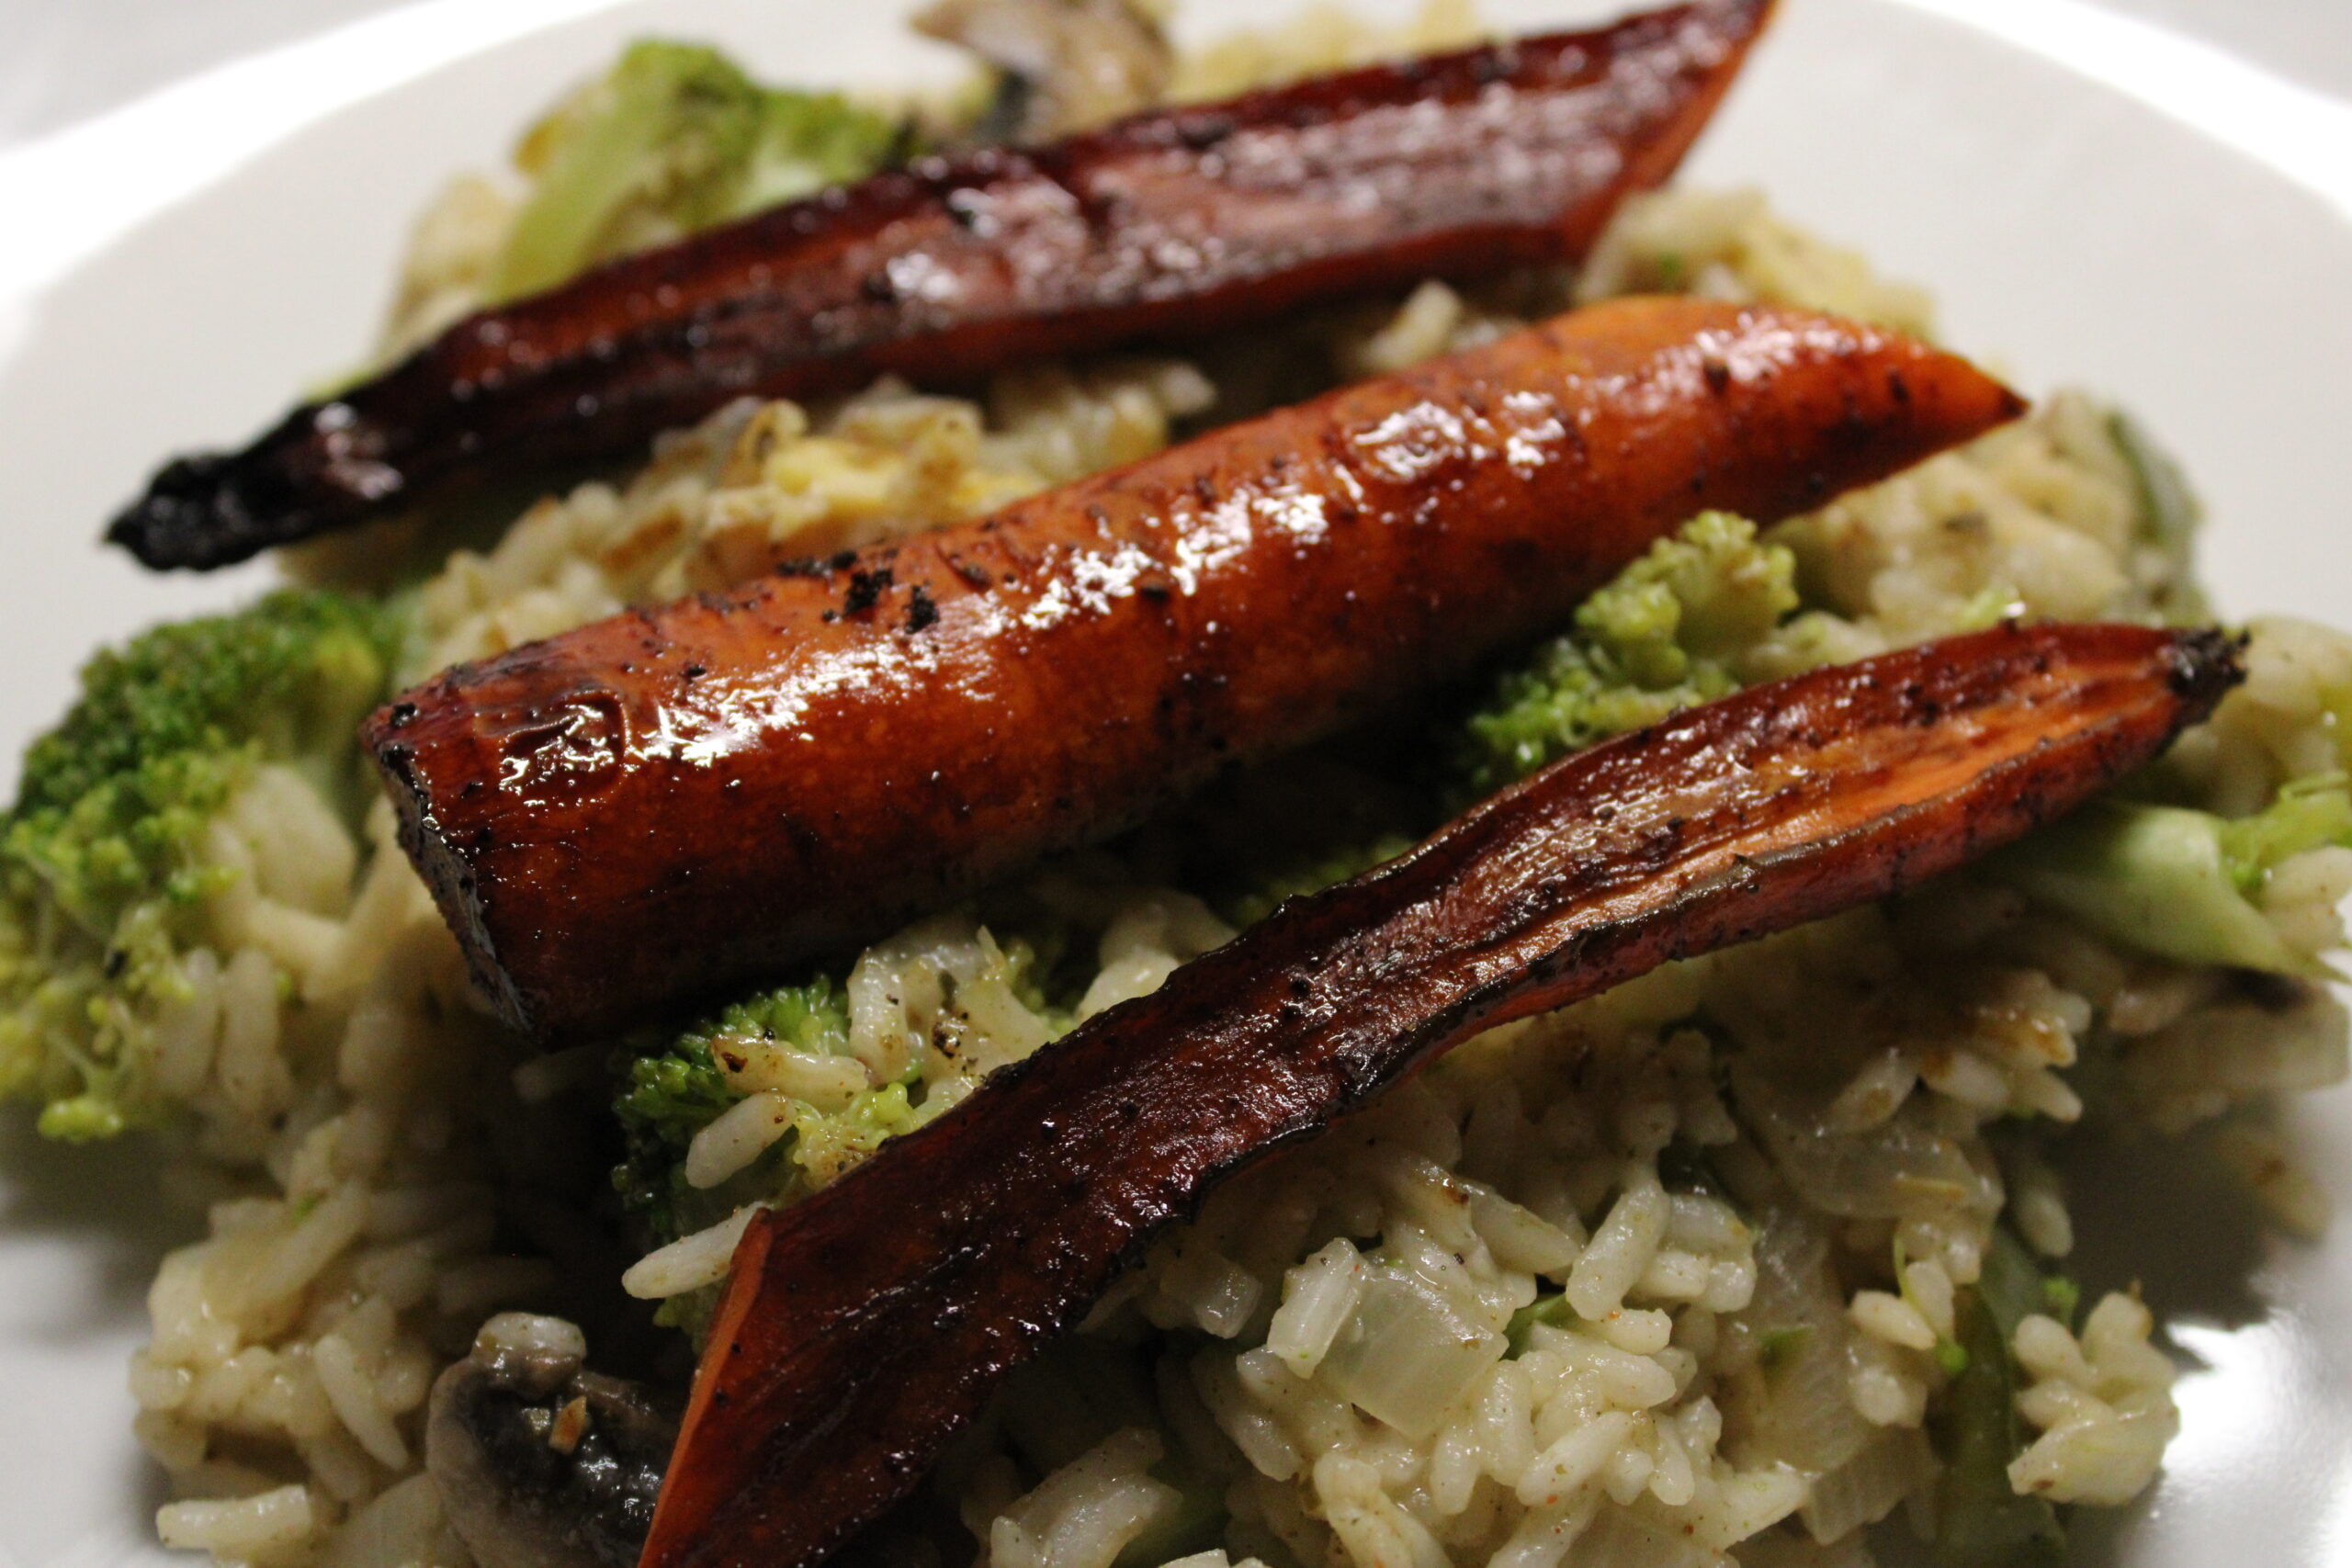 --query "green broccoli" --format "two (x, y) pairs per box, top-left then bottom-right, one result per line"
(1930, 1227), (2067, 1567)
(1987, 775), (2352, 976)
(610, 1036), (741, 1242)
(490, 39), (906, 301)
(611, 976), (852, 1245)
(1504, 1291), (1577, 1357)
(1455, 512), (1797, 796)
(607, 912), (1111, 1288)
(0, 591), (404, 1139)
(2219, 773), (2352, 891)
